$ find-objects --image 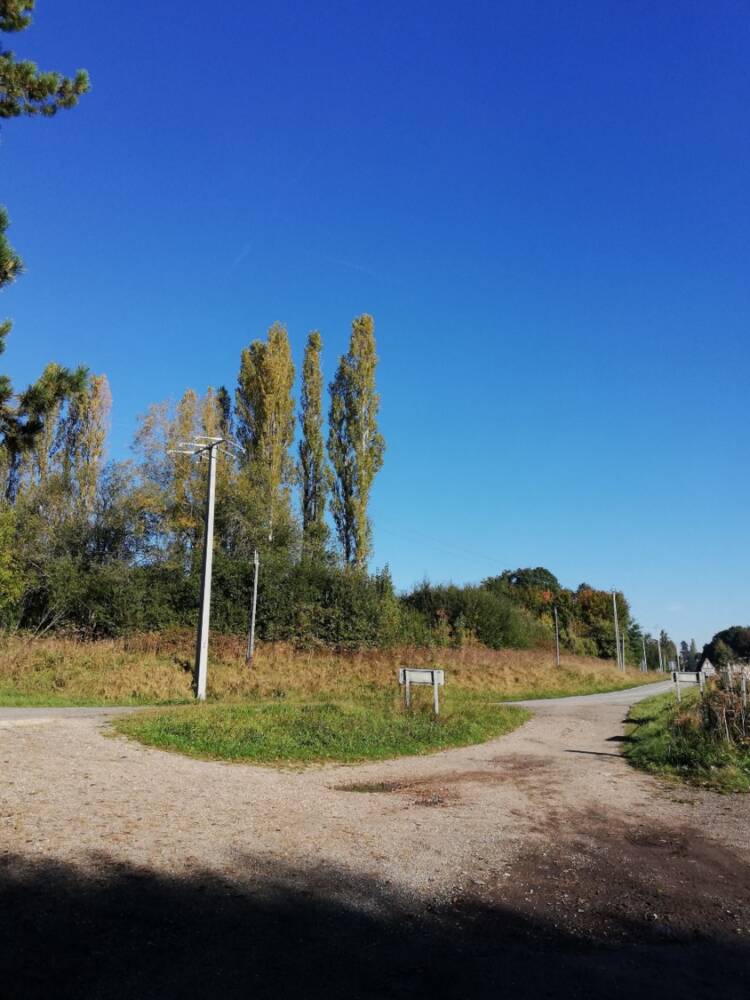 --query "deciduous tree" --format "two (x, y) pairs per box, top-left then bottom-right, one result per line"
(235, 323), (295, 543)
(327, 315), (384, 568)
(299, 331), (327, 554)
